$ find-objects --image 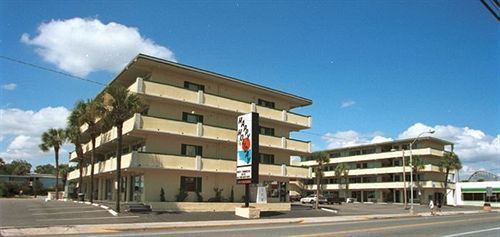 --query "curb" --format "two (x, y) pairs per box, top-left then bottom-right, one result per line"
(1, 207), (497, 236)
(65, 199), (118, 216)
